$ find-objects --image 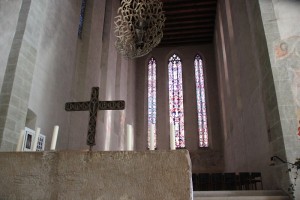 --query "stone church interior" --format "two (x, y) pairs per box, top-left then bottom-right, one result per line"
(0, 0), (299, 199)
